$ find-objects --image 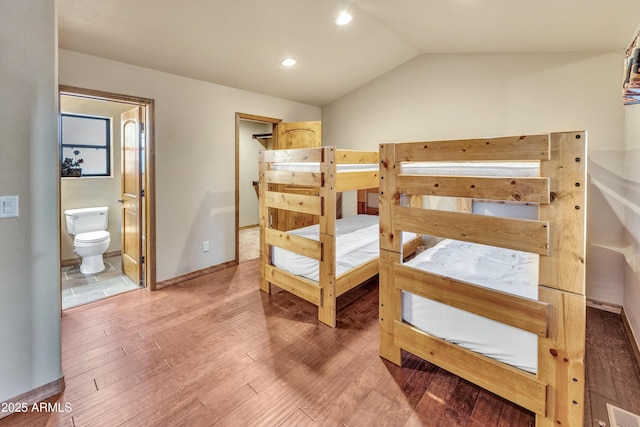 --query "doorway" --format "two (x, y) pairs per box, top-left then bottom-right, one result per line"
(59, 86), (156, 309)
(235, 113), (280, 263)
